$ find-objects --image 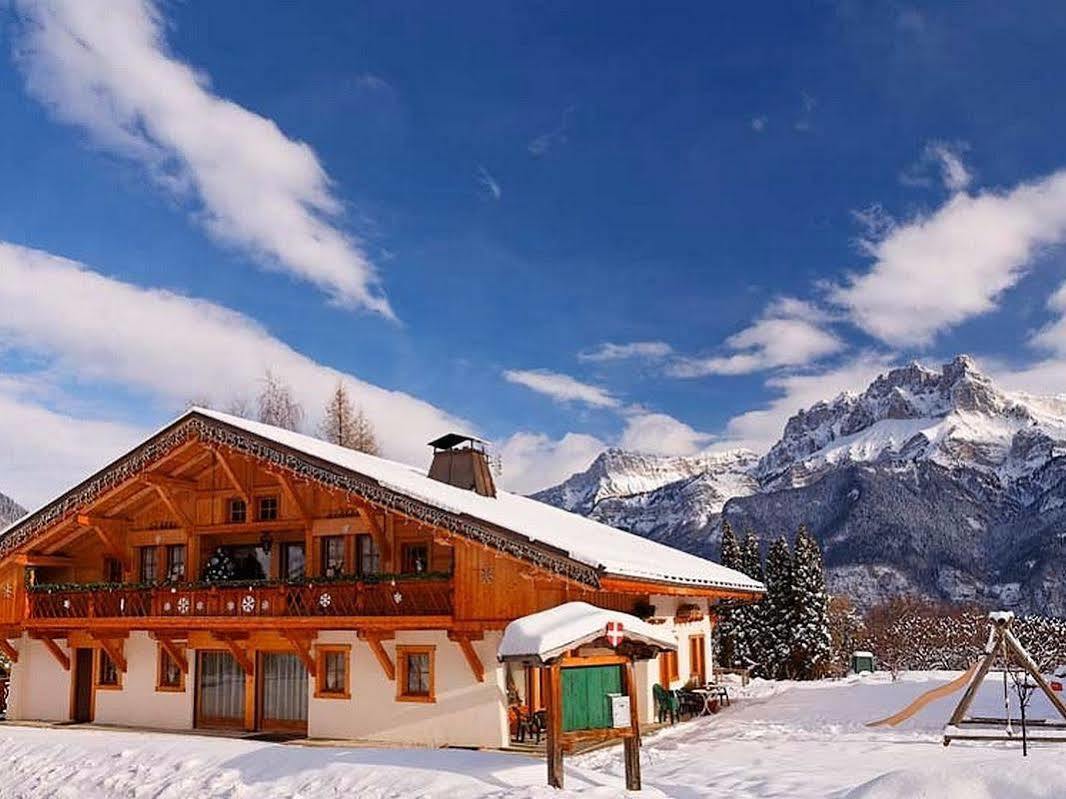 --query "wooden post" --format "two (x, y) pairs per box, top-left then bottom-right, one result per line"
(623, 660), (642, 791)
(545, 662), (564, 789)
